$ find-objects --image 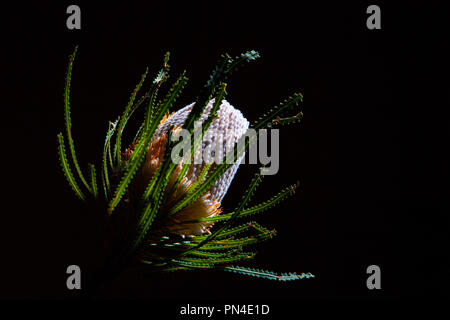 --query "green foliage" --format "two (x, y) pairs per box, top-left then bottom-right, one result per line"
(57, 46), (313, 283)
(132, 133), (176, 251)
(172, 252), (256, 268)
(272, 111), (304, 127)
(184, 184), (298, 224)
(114, 68), (149, 169)
(169, 163), (233, 215)
(102, 120), (118, 199)
(57, 133), (85, 201)
(186, 170), (264, 253)
(143, 52), (171, 138)
(252, 93), (303, 130)
(63, 46), (92, 194)
(107, 135), (148, 214)
(182, 50), (259, 134)
(88, 163), (98, 199)
(224, 266), (315, 281)
(203, 83), (227, 131)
